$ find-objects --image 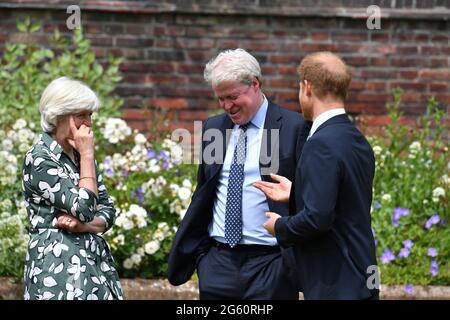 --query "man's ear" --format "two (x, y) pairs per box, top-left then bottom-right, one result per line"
(252, 78), (260, 91)
(304, 80), (313, 97)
